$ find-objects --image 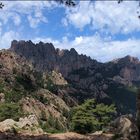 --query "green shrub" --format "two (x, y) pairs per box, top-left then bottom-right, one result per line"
(5, 90), (25, 103)
(46, 78), (57, 93)
(70, 99), (116, 134)
(0, 84), (4, 92)
(39, 115), (65, 133)
(39, 120), (64, 133)
(0, 103), (23, 121)
(32, 94), (48, 104)
(33, 71), (44, 88)
(15, 74), (35, 91)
